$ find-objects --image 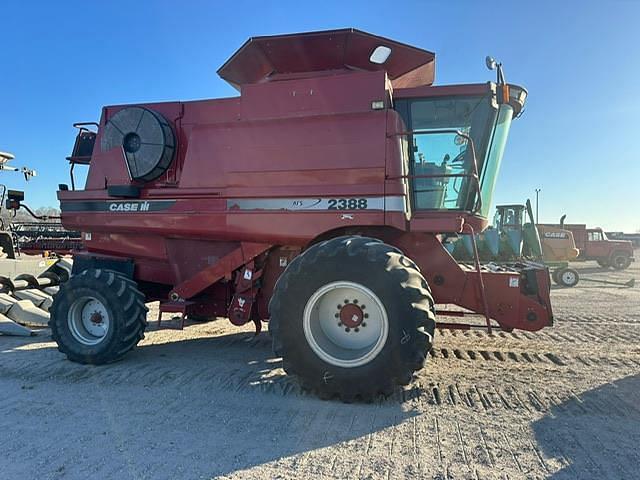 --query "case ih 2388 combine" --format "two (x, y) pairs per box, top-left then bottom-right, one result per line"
(52, 29), (552, 401)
